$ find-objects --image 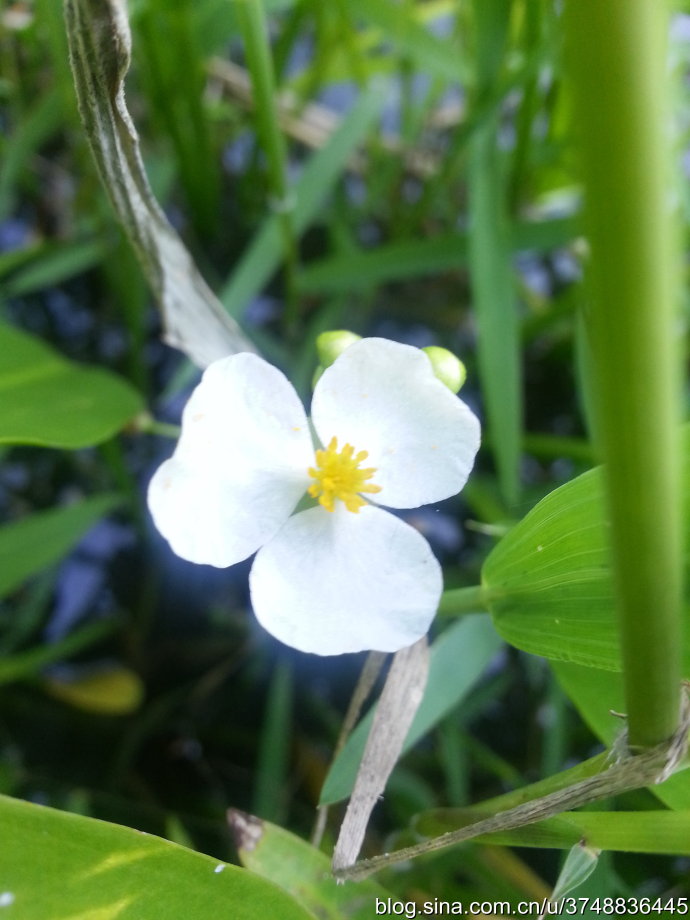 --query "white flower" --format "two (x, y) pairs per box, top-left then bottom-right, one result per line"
(148, 338), (480, 655)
